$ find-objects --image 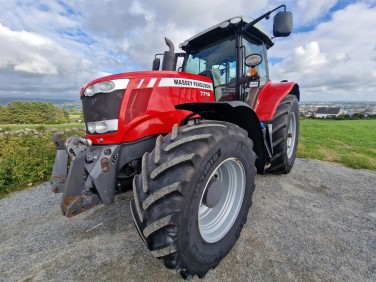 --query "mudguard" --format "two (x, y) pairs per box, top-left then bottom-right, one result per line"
(176, 101), (266, 174)
(255, 81), (300, 122)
